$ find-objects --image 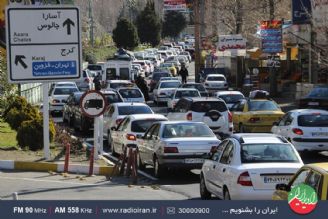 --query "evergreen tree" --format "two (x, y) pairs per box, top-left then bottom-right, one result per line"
(112, 18), (139, 50)
(162, 11), (187, 40)
(136, 0), (161, 47)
